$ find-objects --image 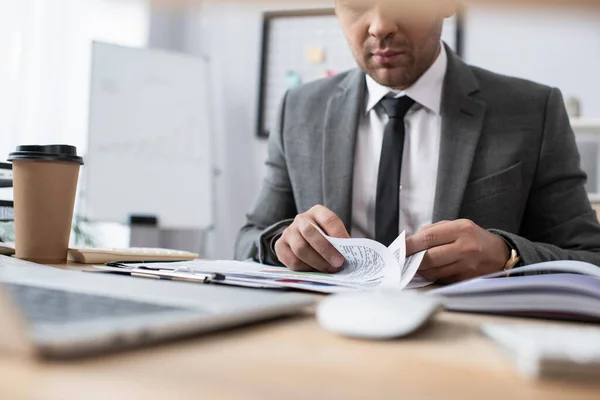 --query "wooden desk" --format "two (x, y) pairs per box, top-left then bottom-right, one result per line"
(1, 266), (599, 399)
